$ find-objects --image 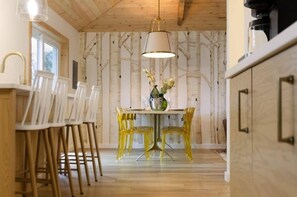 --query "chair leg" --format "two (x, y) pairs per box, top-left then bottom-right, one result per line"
(117, 132), (125, 160)
(91, 123), (103, 176)
(42, 130), (59, 197)
(77, 125), (91, 186)
(71, 125), (84, 194)
(64, 126), (71, 176)
(25, 132), (38, 197)
(60, 127), (75, 197)
(184, 134), (192, 160)
(117, 132), (122, 160)
(144, 133), (150, 160)
(127, 133), (134, 154)
(160, 133), (166, 159)
(56, 130), (62, 175)
(48, 128), (62, 197)
(86, 123), (98, 181)
(35, 132), (41, 173)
